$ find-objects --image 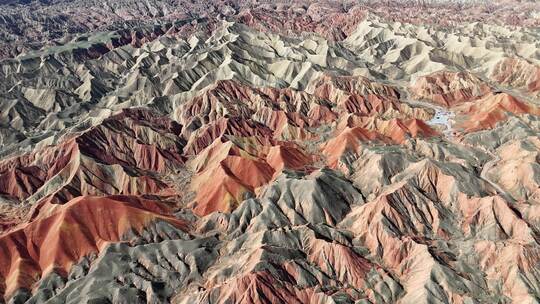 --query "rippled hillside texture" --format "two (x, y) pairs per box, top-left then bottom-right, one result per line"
(1, 0), (540, 303)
